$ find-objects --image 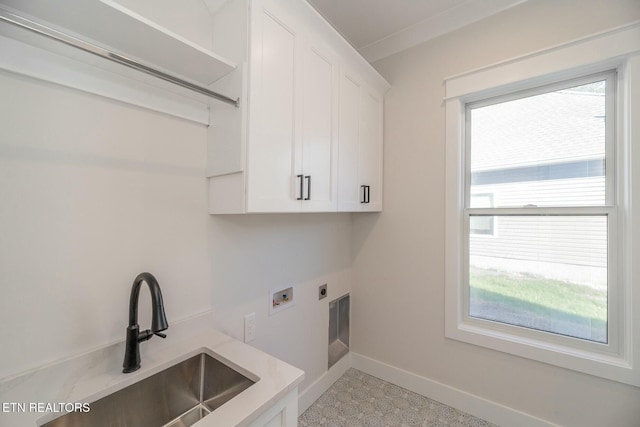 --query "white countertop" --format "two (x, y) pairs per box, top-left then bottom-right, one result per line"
(0, 312), (304, 426)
